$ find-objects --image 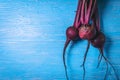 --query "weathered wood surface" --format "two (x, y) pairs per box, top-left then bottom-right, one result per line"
(0, 0), (120, 80)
